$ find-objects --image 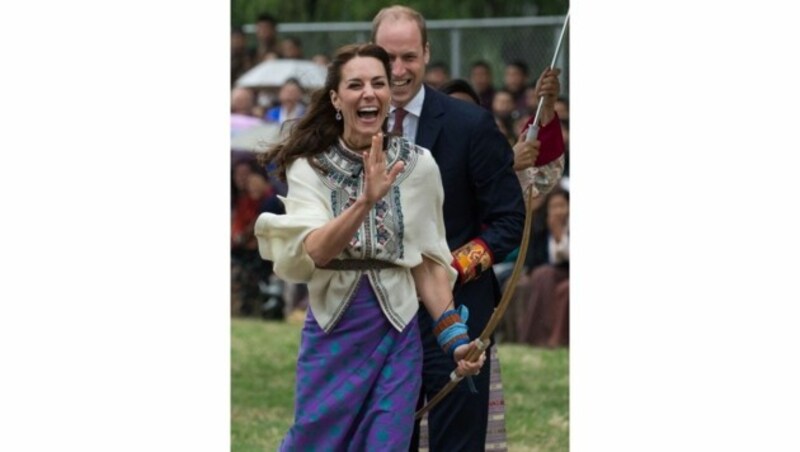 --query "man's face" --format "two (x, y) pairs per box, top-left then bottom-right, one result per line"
(278, 83), (302, 105)
(470, 66), (491, 92)
(504, 66), (526, 92)
(256, 22), (275, 42)
(373, 18), (429, 109)
(424, 67), (448, 89)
